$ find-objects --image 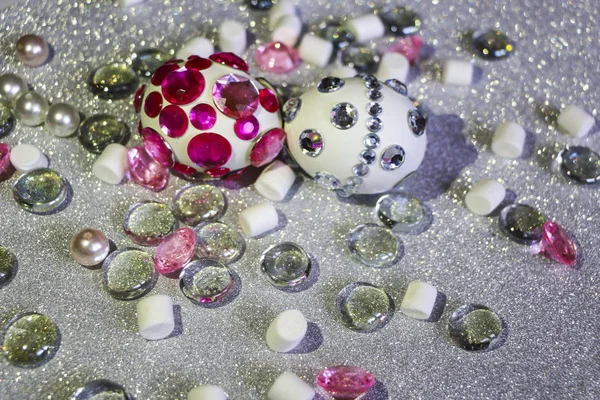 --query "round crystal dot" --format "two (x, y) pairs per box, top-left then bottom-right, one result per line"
(212, 74), (259, 119)
(353, 163), (369, 177)
(190, 103), (217, 130)
(234, 115), (260, 140)
(318, 20), (355, 49)
(375, 192), (426, 233)
(473, 30), (514, 59)
(498, 203), (547, 244)
(347, 223), (401, 268)
(261, 242), (311, 287)
(380, 145), (406, 171)
(12, 168), (68, 214)
(366, 117), (383, 132)
(282, 97), (302, 123)
(256, 42), (300, 74)
(159, 105), (189, 138)
(142, 127), (174, 167)
(448, 304), (507, 352)
(0, 103), (16, 138)
(250, 128), (286, 167)
(0, 246), (17, 287)
(2, 313), (60, 368)
(71, 379), (130, 400)
(384, 78), (408, 96)
(102, 249), (156, 300)
(317, 76), (345, 93)
(299, 129), (324, 157)
(367, 89), (383, 101)
(330, 102), (358, 130)
(367, 102), (382, 116)
(143, 91), (163, 118)
(123, 201), (177, 246)
(180, 259), (234, 304)
(132, 48), (170, 77)
(78, 114), (129, 154)
(360, 149), (376, 165)
(408, 109), (426, 136)
(89, 62), (139, 100)
(187, 132), (232, 168)
(314, 171), (342, 190)
(316, 366), (375, 399)
(336, 282), (394, 332)
(172, 184), (226, 226)
(364, 133), (380, 149)
(194, 221), (245, 264)
(557, 146), (600, 184)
